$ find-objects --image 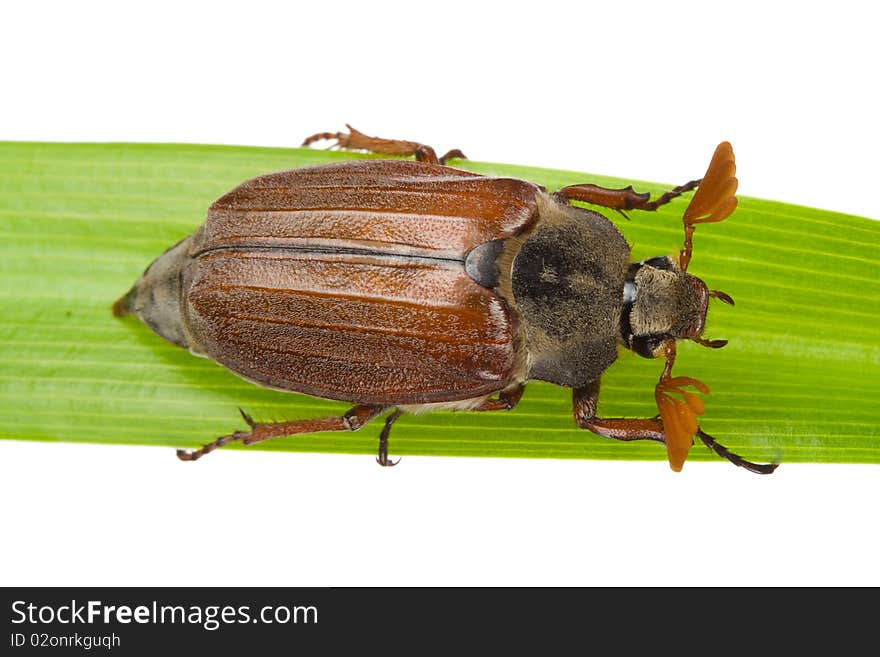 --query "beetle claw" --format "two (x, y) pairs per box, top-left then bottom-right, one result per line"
(176, 448), (197, 461)
(238, 408), (256, 428)
(376, 456), (400, 467)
